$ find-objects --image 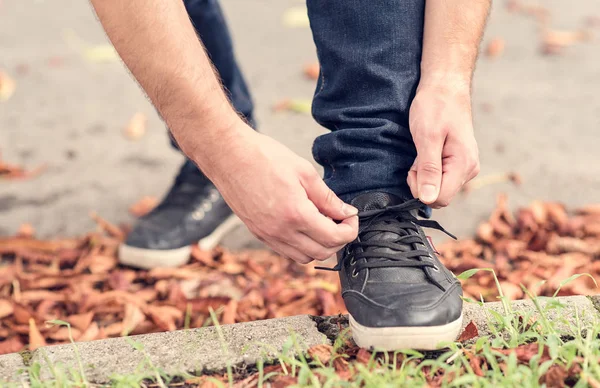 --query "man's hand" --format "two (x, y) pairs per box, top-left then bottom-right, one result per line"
(90, 0), (358, 264)
(407, 84), (480, 208)
(199, 124), (359, 264)
(408, 0), (490, 207)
